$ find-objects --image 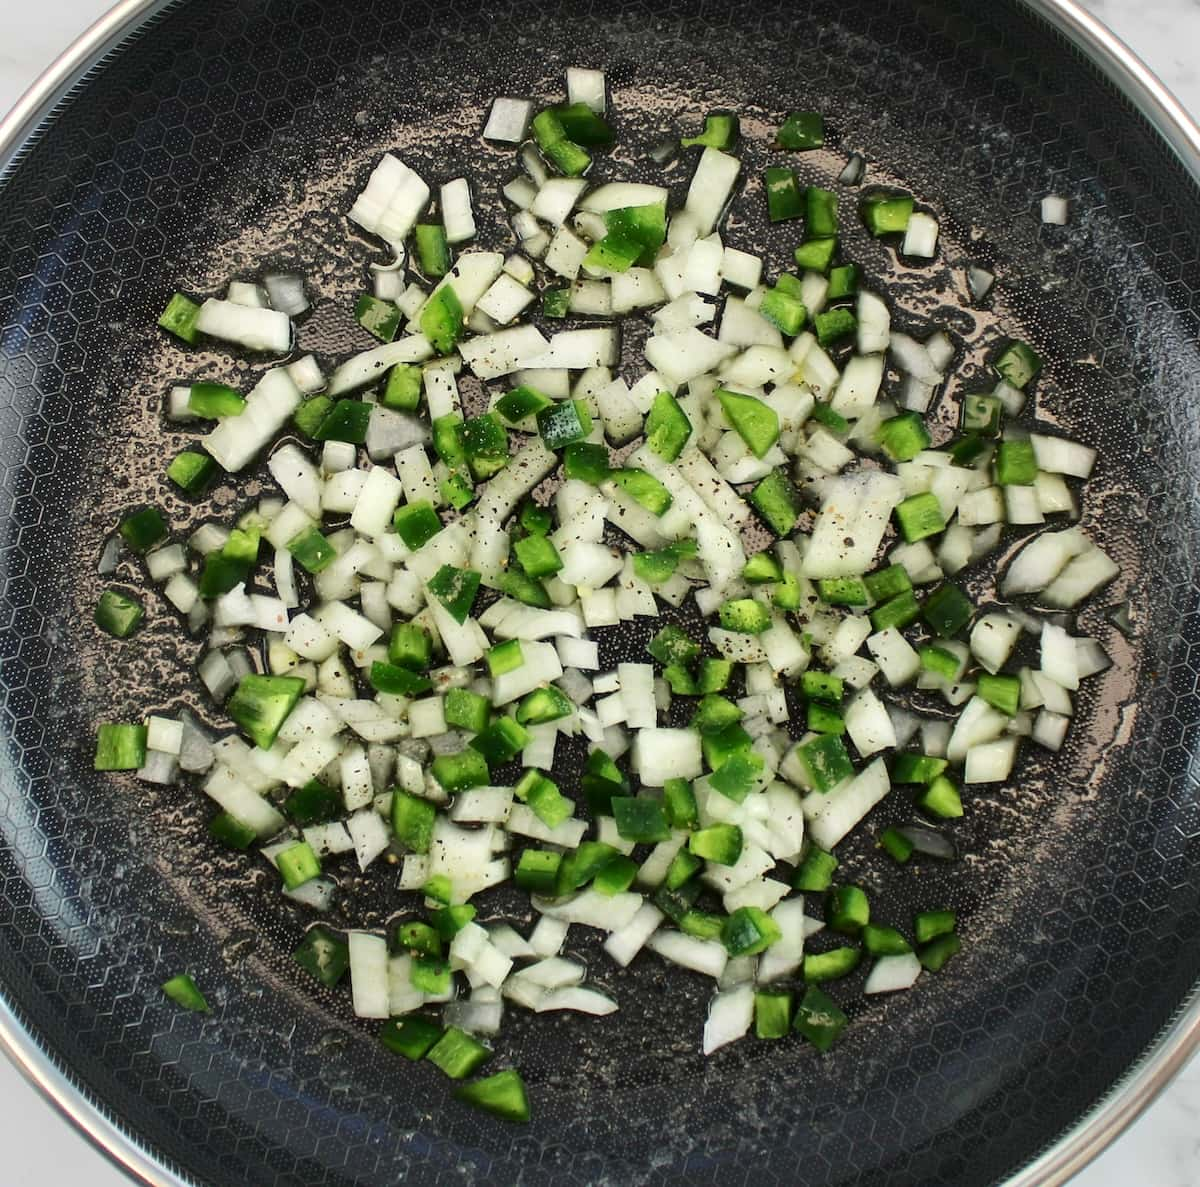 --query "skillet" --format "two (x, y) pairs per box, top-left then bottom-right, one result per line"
(1, 0), (1199, 1183)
